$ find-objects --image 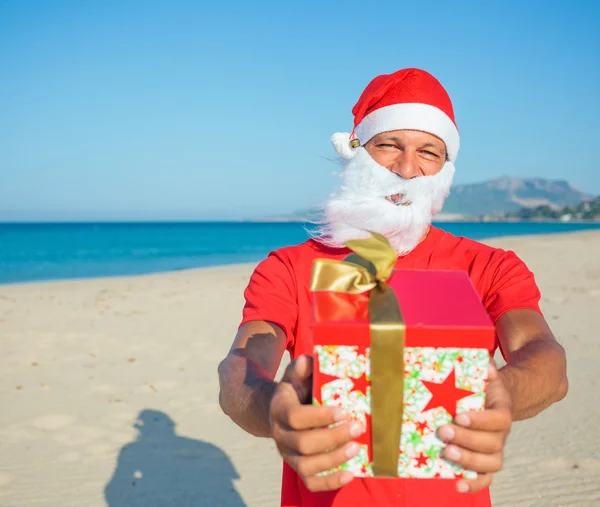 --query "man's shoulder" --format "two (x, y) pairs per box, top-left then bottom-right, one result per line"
(266, 238), (349, 264)
(430, 227), (534, 292)
(432, 226), (509, 259)
(252, 238), (349, 284)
